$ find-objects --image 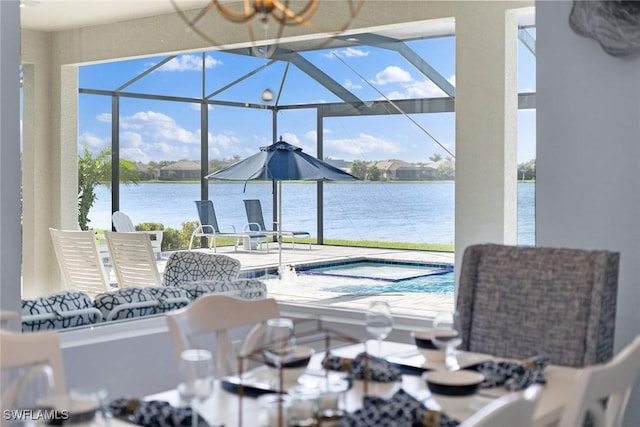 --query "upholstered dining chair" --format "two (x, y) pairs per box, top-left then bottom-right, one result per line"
(1, 330), (67, 410)
(558, 335), (640, 427)
(457, 243), (620, 367)
(165, 294), (280, 377)
(458, 384), (542, 427)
